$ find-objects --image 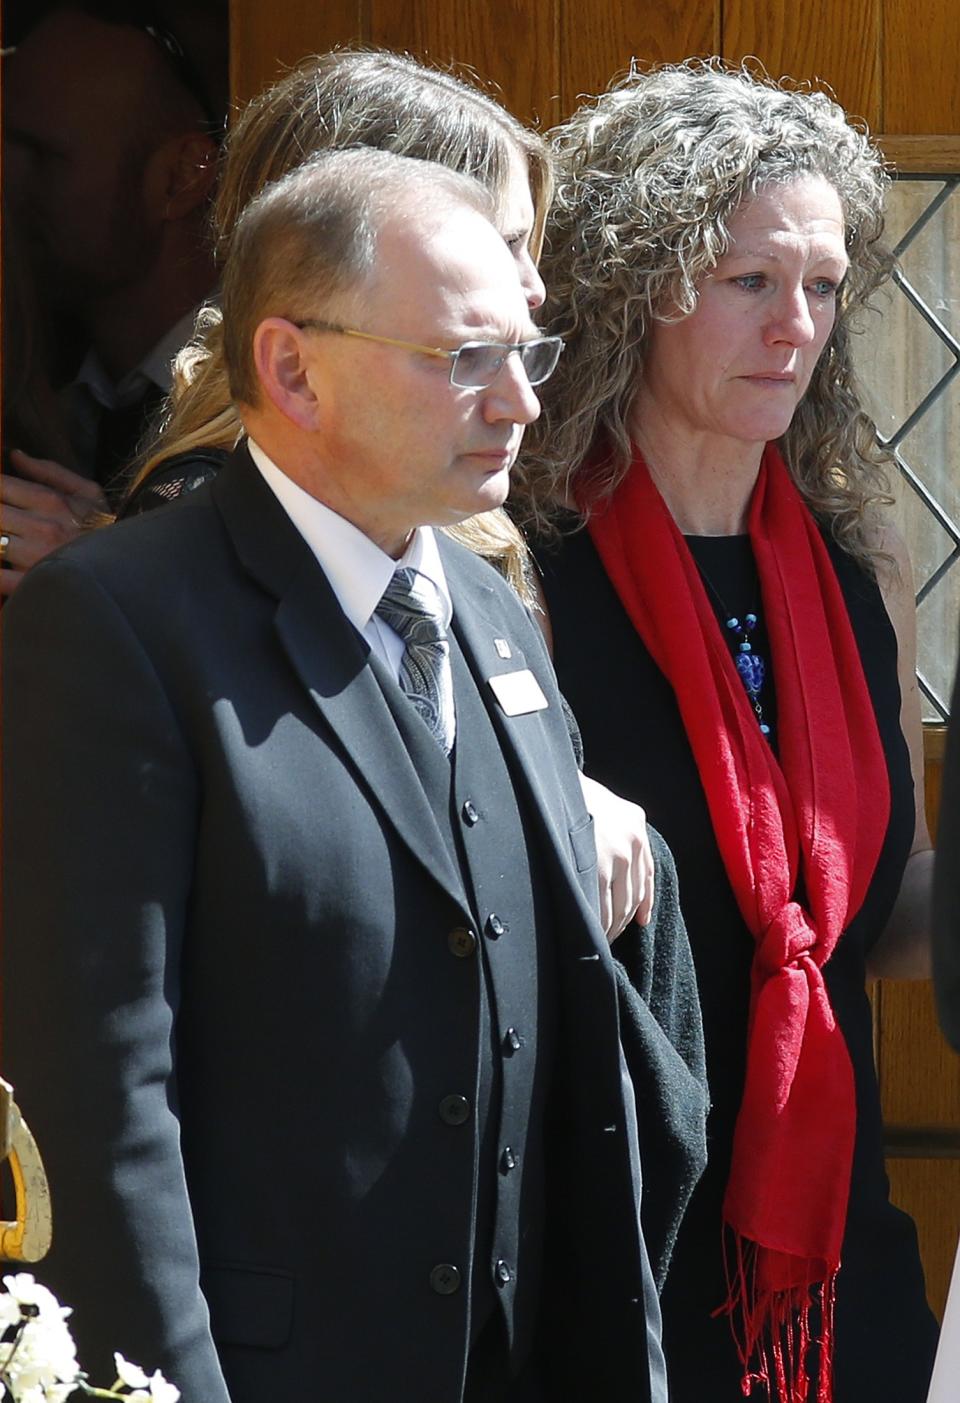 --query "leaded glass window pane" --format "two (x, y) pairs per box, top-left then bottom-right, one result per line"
(853, 176), (960, 721)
